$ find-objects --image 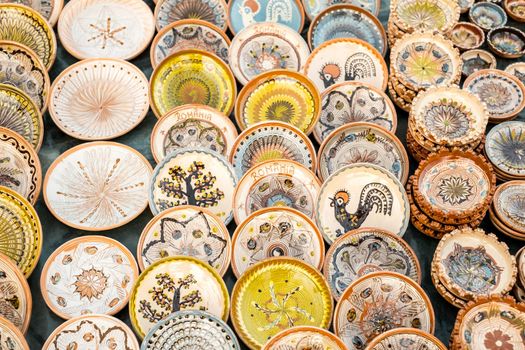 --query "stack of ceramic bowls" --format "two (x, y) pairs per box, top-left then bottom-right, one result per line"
(485, 121), (525, 181)
(389, 32), (462, 111)
(431, 227), (516, 308)
(513, 247), (525, 302)
(407, 150), (496, 239)
(489, 181), (525, 240)
(407, 86), (488, 162)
